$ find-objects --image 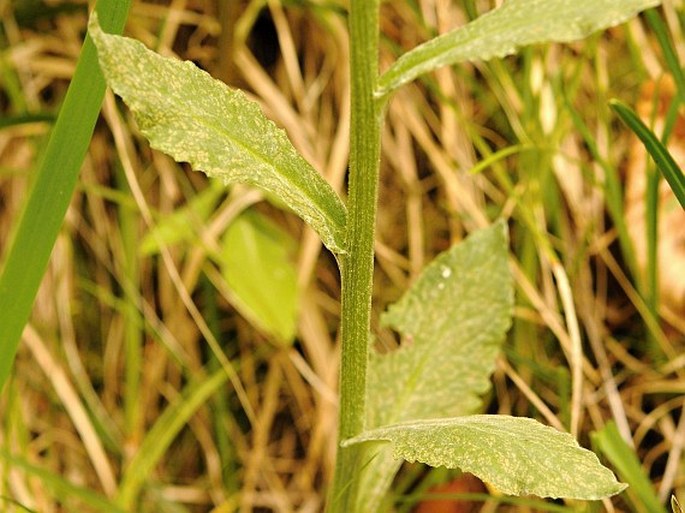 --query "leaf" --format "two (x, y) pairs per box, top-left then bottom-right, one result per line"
(344, 415), (627, 500)
(117, 369), (229, 509)
(357, 221), (513, 512)
(0, 1), (131, 394)
(610, 99), (685, 210)
(0, 450), (127, 513)
(140, 181), (224, 255)
(368, 221), (513, 428)
(219, 209), (299, 344)
(592, 421), (667, 513)
(88, 14), (347, 254)
(377, 0), (661, 97)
